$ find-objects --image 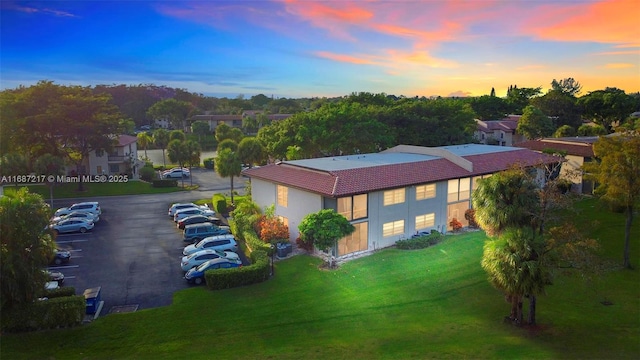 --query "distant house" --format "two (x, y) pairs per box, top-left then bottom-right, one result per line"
(189, 111), (293, 132)
(243, 144), (559, 259)
(73, 135), (144, 179)
(474, 115), (525, 146)
(515, 137), (598, 194)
